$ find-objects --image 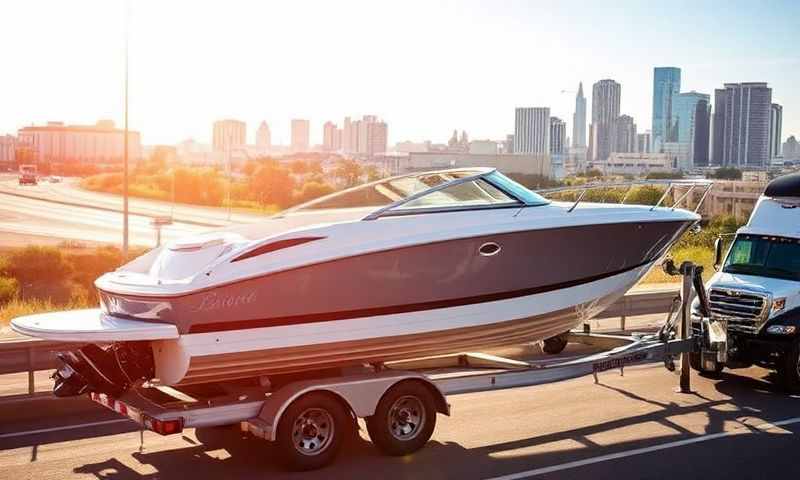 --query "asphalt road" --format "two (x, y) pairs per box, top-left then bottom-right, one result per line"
(1, 360), (798, 479)
(0, 175), (227, 247)
(0, 175), (266, 227)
